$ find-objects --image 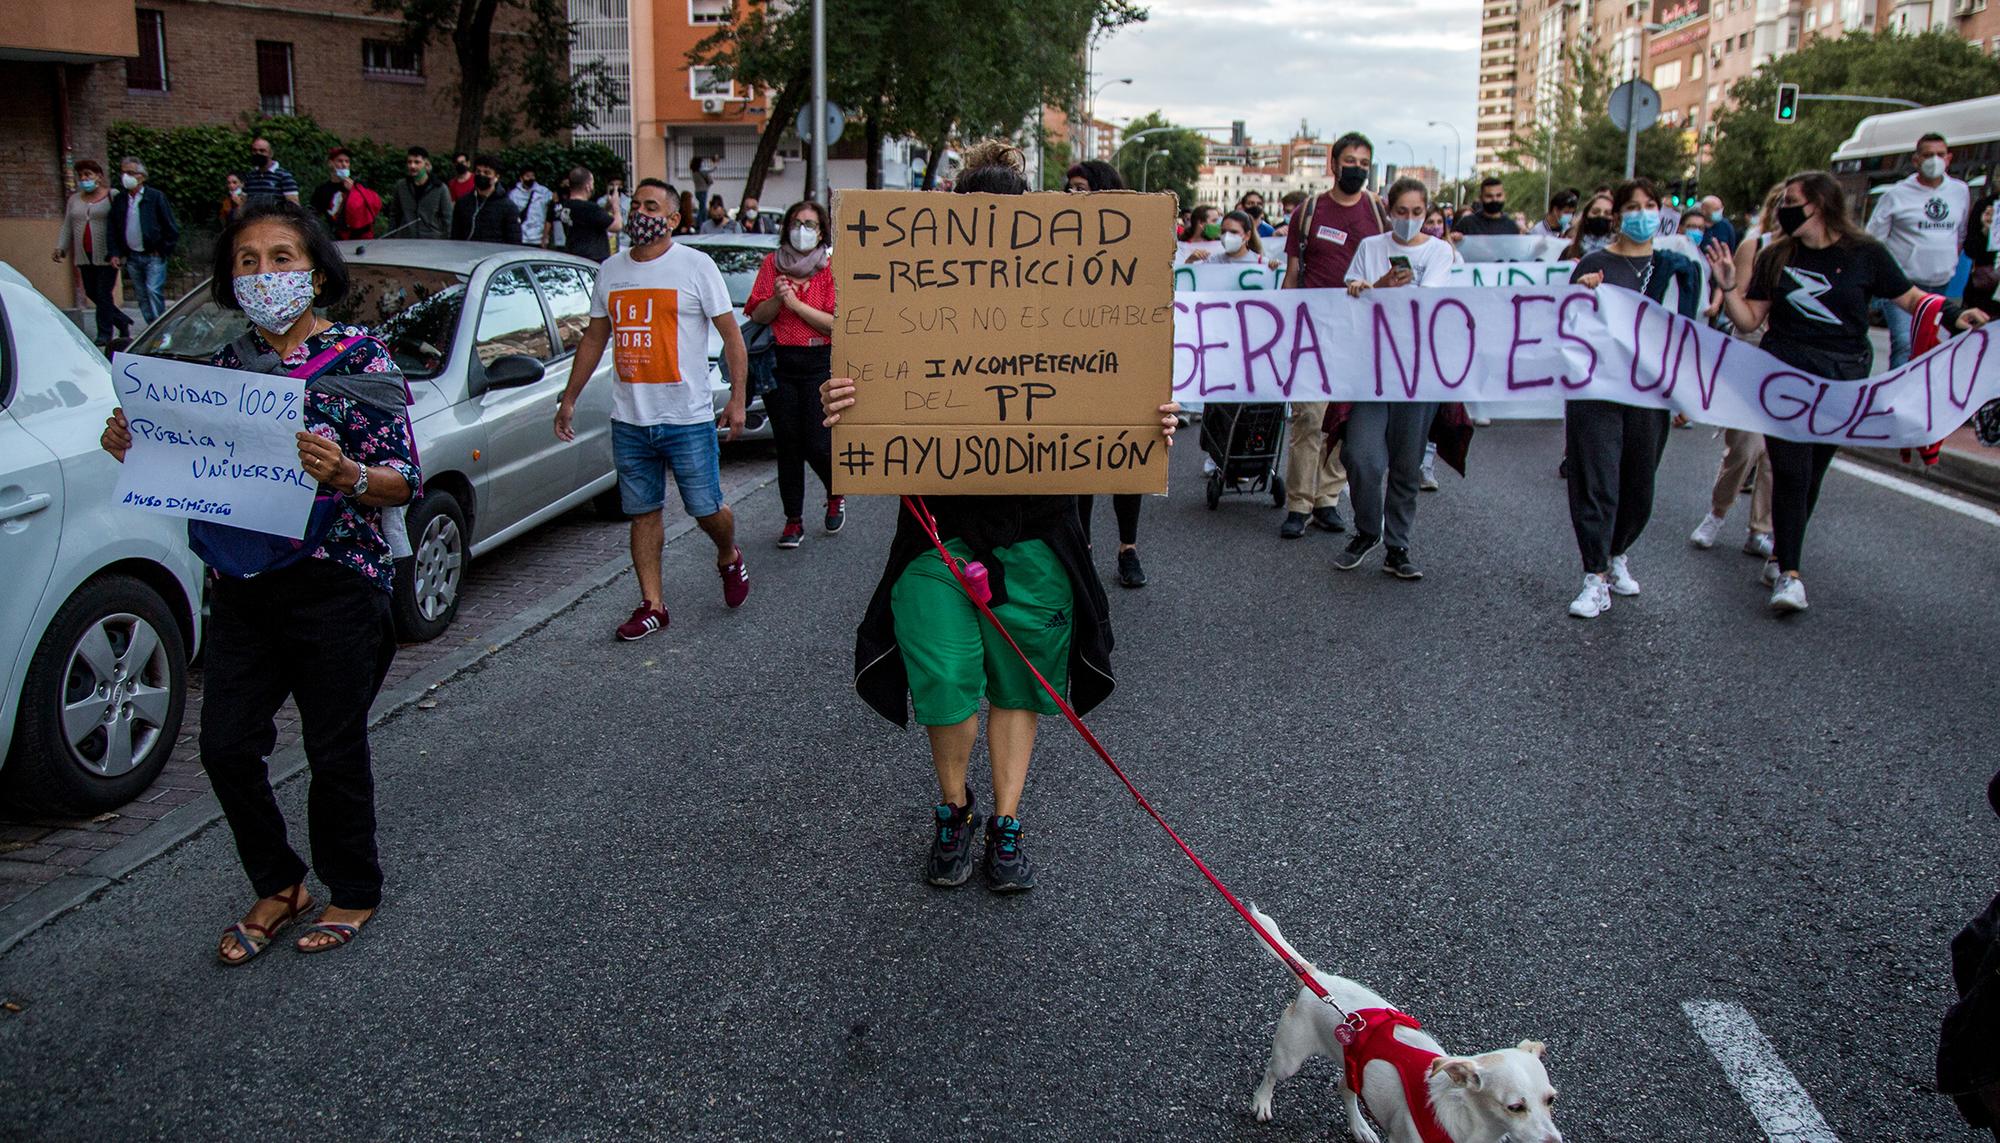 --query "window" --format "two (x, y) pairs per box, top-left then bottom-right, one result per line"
(1690, 53), (1703, 79)
(689, 66), (735, 99)
(532, 265), (594, 354)
(128, 10), (168, 92)
(690, 0), (729, 22)
(256, 41), (295, 116)
(474, 267), (553, 367)
(362, 39), (423, 78)
(1652, 59), (1682, 89)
